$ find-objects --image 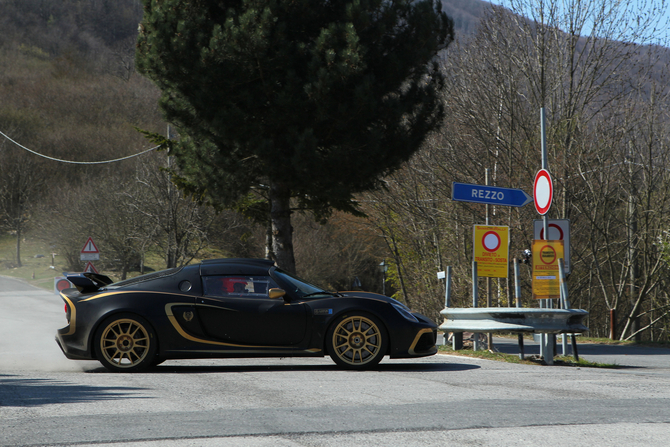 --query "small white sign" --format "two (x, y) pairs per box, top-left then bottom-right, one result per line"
(80, 237), (100, 261)
(437, 271), (446, 280)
